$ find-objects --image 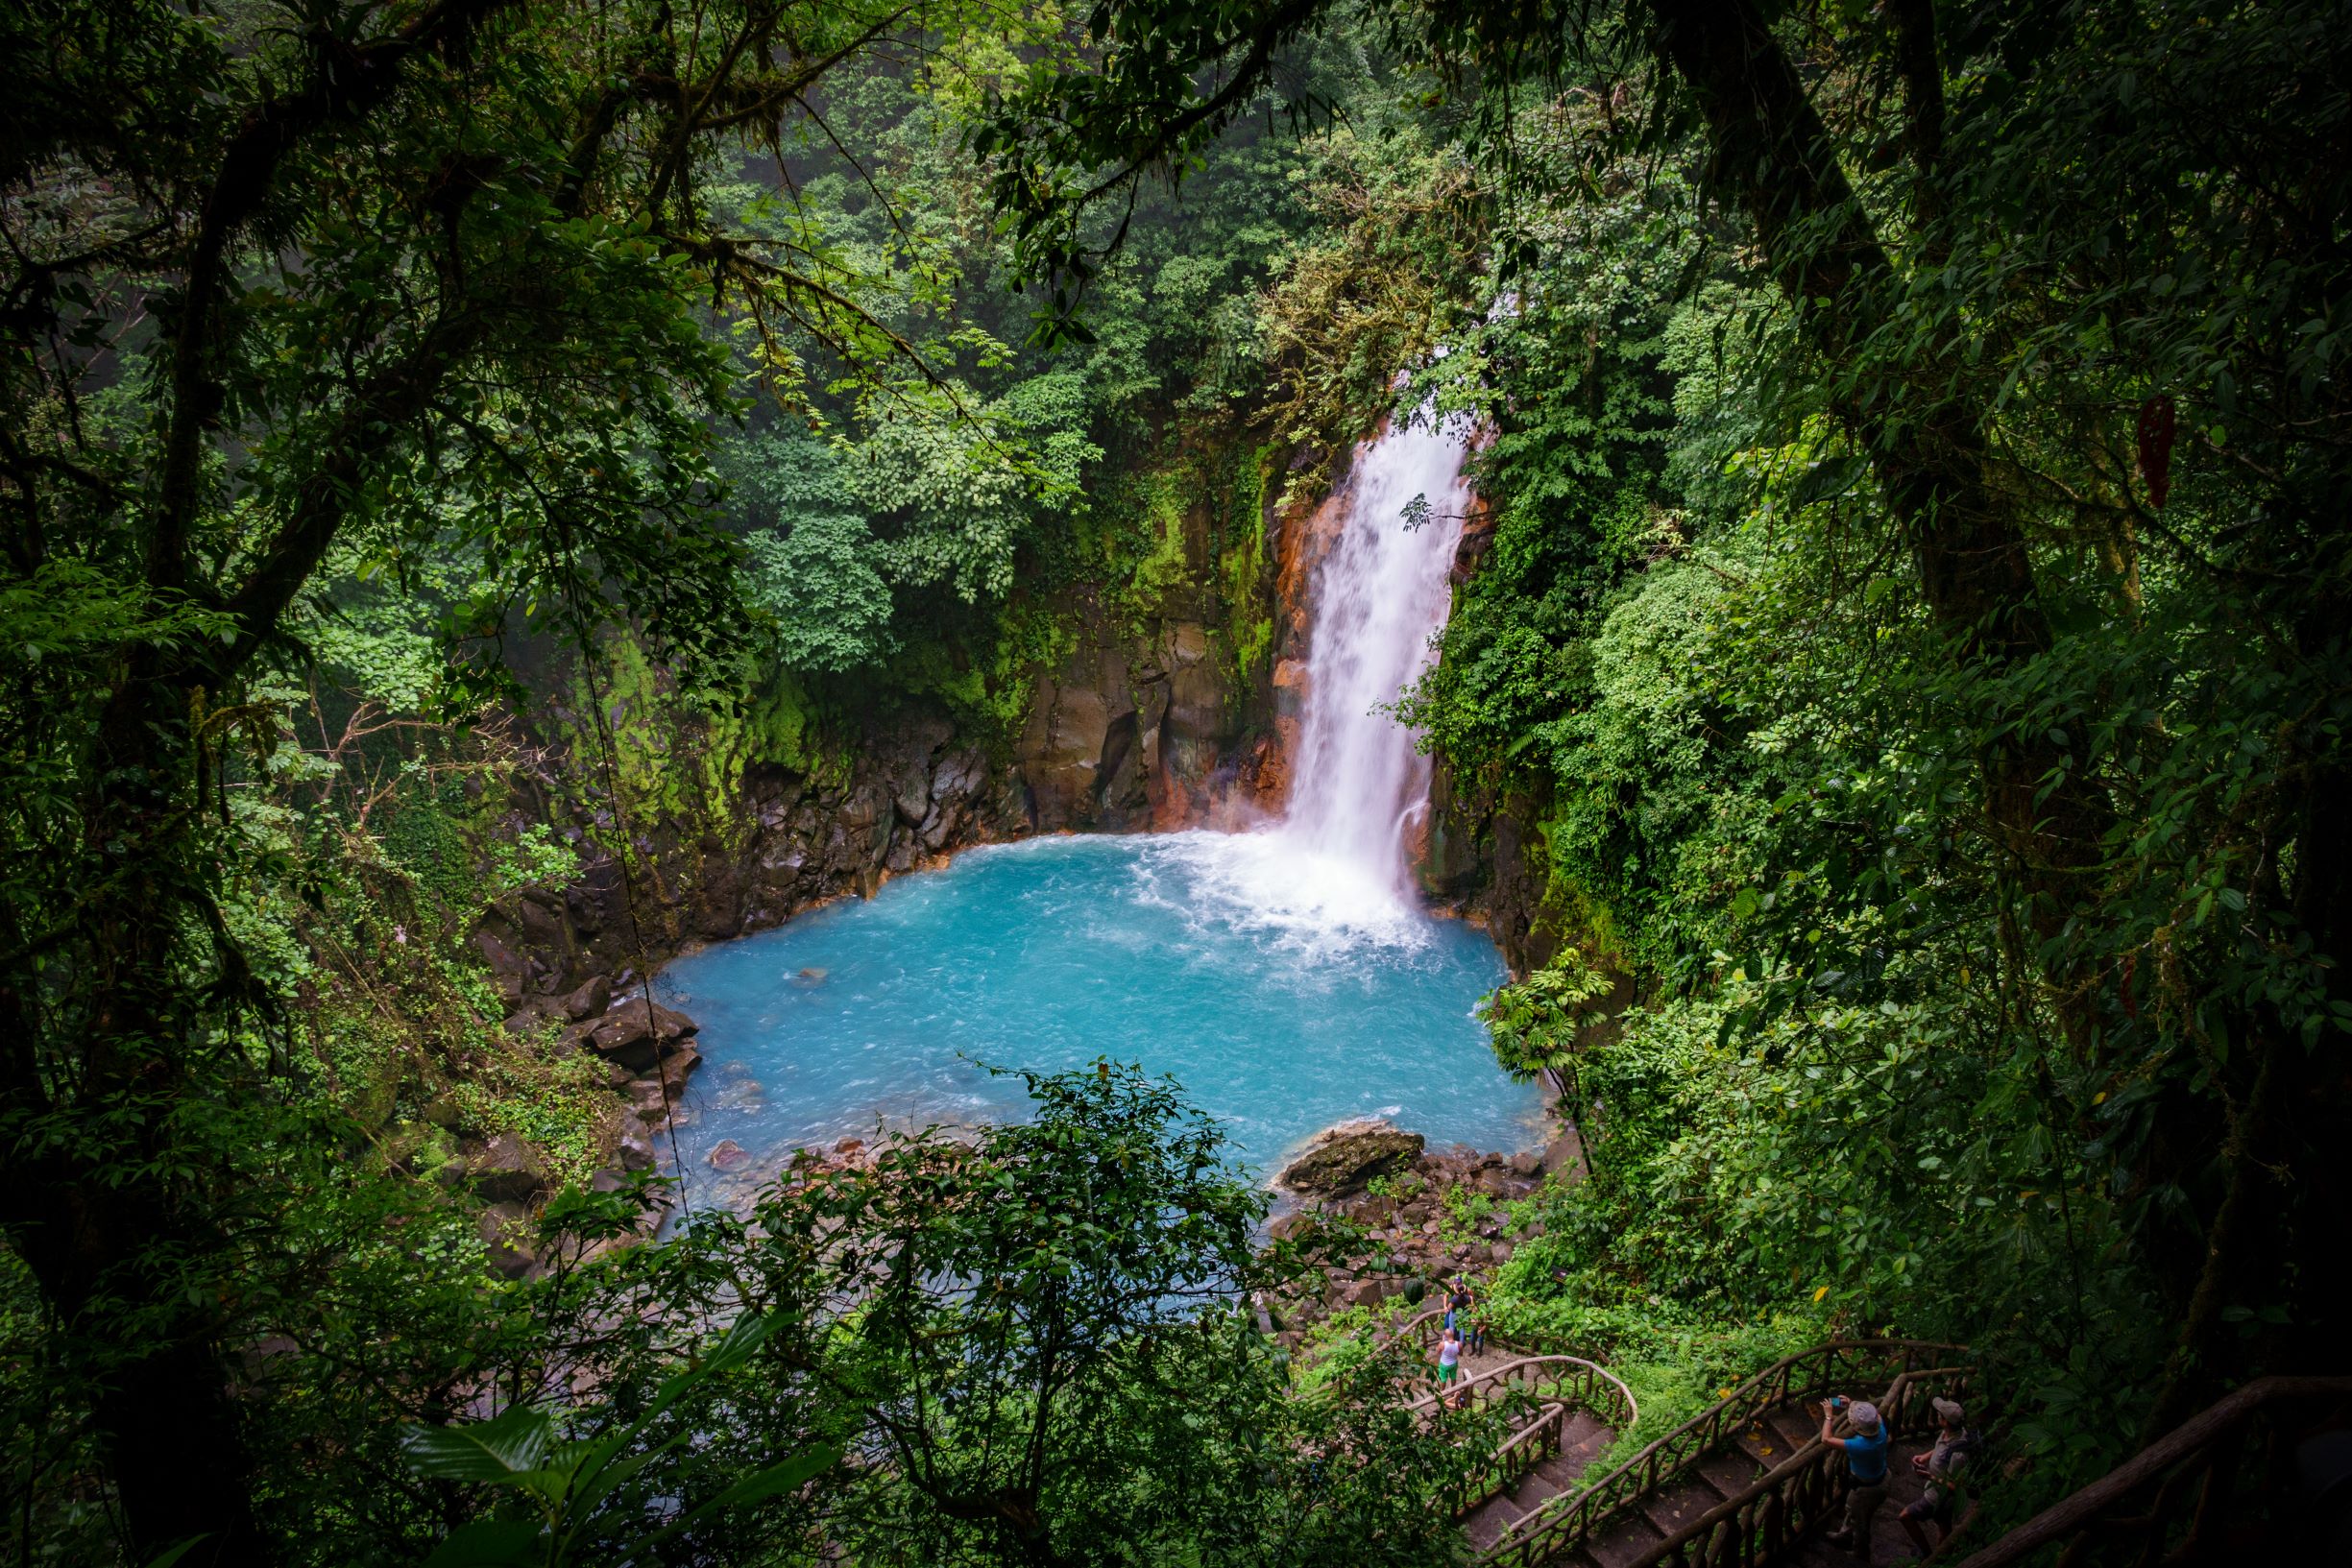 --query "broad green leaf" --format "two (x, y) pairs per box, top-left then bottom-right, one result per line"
(402, 1407), (556, 1482)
